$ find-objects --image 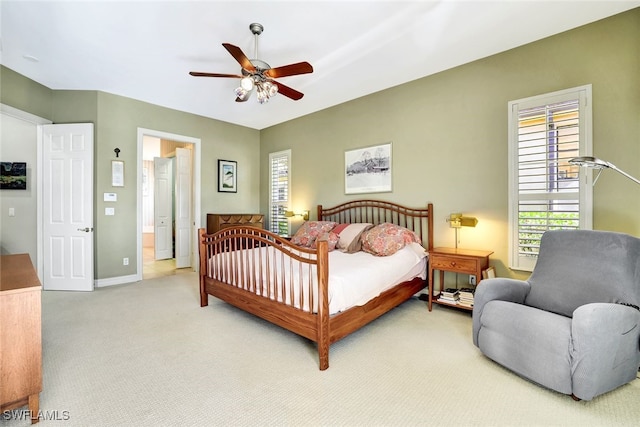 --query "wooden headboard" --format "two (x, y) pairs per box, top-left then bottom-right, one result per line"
(317, 199), (433, 251)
